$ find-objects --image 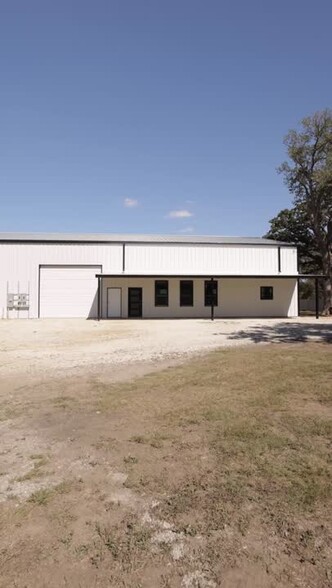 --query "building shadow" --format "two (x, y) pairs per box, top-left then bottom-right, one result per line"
(221, 321), (332, 344)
